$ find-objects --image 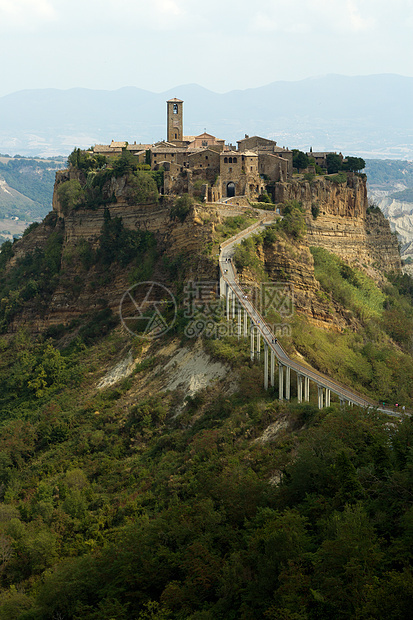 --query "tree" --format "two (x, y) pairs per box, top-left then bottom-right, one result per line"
(343, 157), (366, 172)
(292, 150), (309, 172)
(326, 153), (342, 174)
